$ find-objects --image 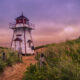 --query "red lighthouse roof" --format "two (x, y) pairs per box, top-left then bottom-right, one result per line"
(16, 13), (29, 24)
(16, 13), (29, 21)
